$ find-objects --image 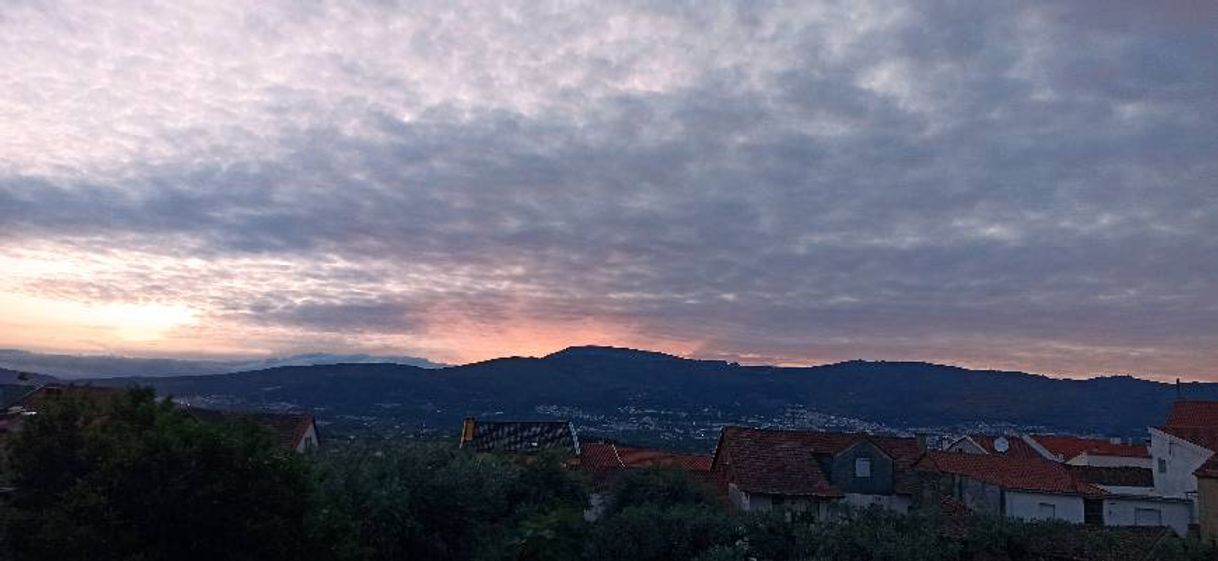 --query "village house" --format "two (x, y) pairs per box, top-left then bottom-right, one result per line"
(918, 450), (1191, 535)
(710, 426), (923, 519)
(945, 433), (1150, 468)
(457, 417), (580, 455)
(577, 441), (713, 521)
(1149, 399), (1218, 540)
(1034, 435), (1152, 468)
(577, 441), (712, 477)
